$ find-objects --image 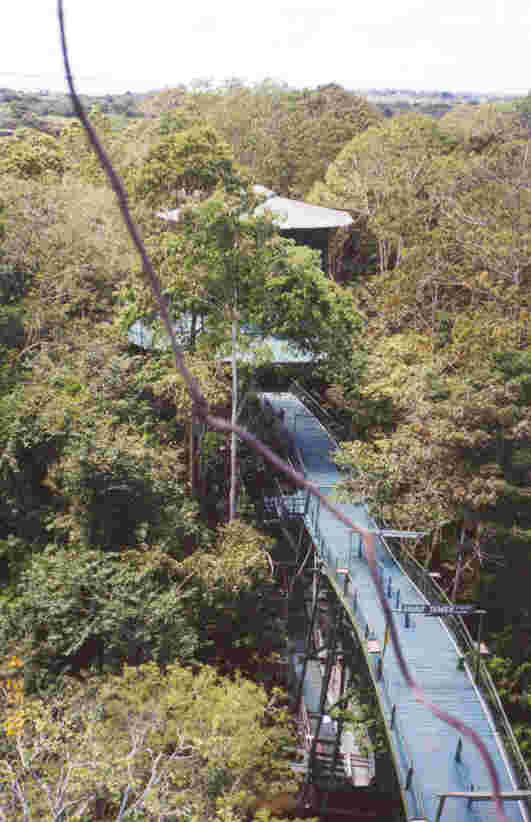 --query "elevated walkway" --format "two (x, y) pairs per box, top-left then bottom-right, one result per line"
(259, 392), (530, 822)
